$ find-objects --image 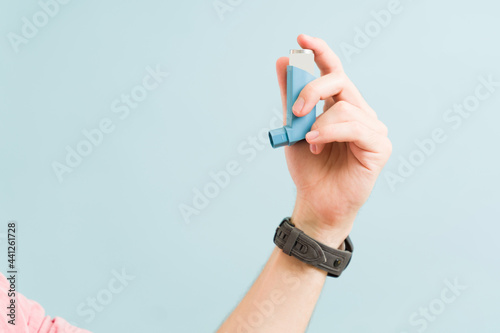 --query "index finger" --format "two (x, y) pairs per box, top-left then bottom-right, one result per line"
(296, 34), (372, 113)
(297, 34), (343, 75)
